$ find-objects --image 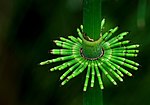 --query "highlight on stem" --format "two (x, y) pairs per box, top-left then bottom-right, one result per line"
(39, 19), (140, 91)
